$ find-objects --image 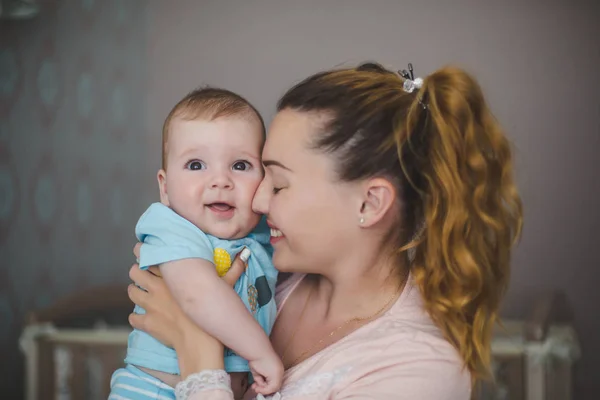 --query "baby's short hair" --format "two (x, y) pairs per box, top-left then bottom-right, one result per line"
(162, 87), (265, 169)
